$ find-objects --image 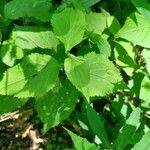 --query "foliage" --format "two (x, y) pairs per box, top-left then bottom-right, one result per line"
(0, 0), (150, 149)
